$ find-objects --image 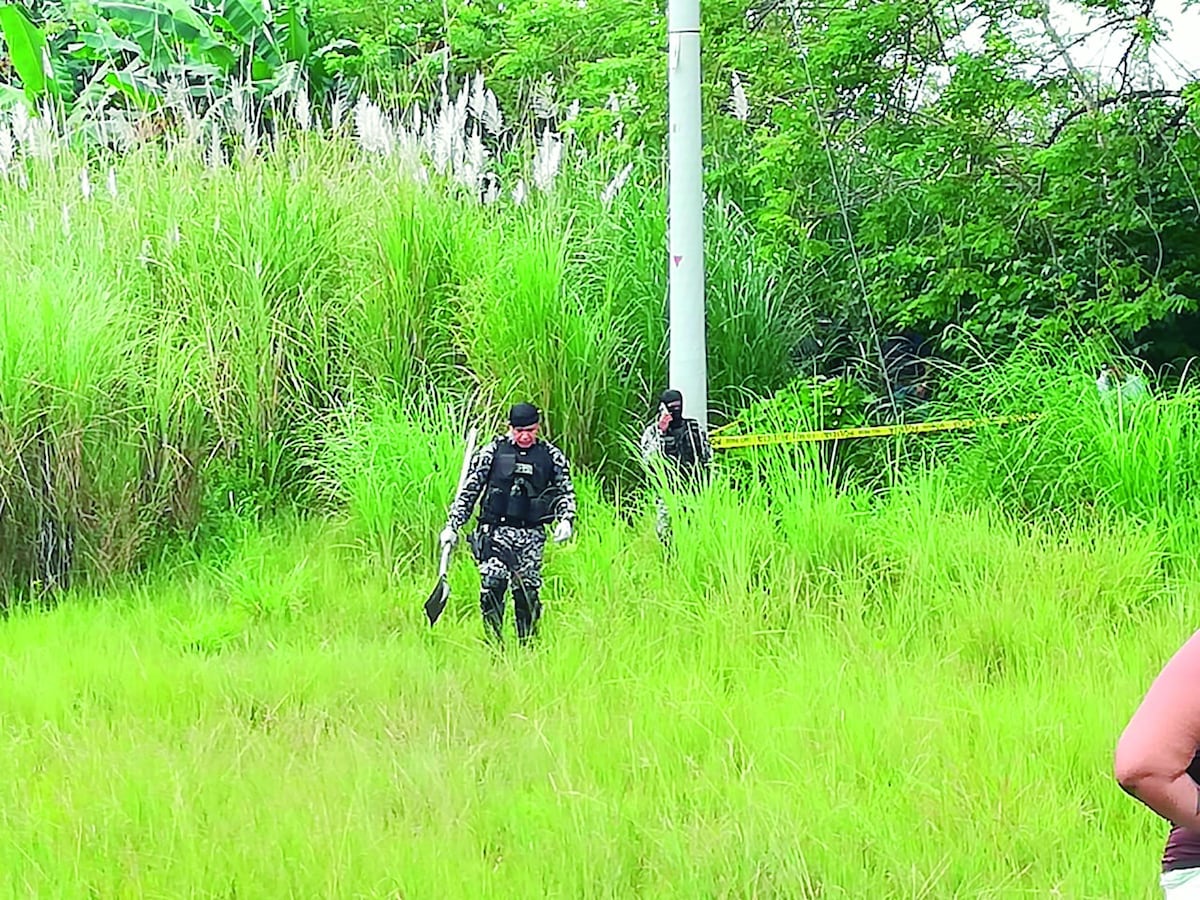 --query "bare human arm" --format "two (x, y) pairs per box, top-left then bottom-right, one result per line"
(1115, 629), (1200, 830)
